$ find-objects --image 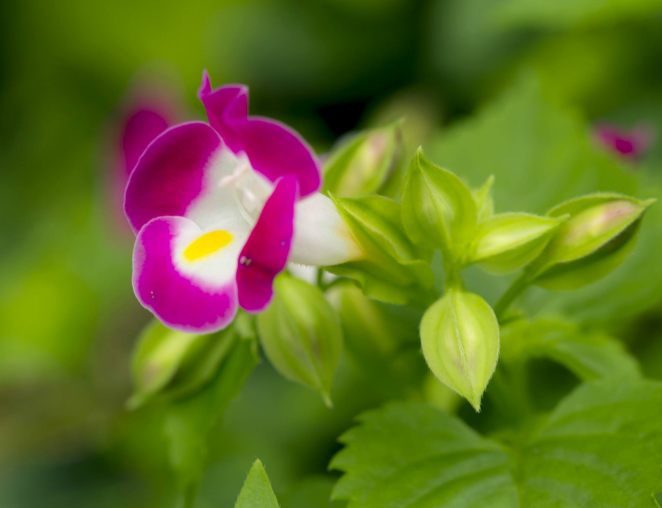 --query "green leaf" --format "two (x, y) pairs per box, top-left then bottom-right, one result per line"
(326, 194), (434, 305)
(323, 122), (403, 198)
(473, 175), (495, 222)
(467, 212), (564, 274)
(331, 401), (516, 507)
(235, 460), (280, 508)
(401, 148), (478, 261)
(426, 76), (637, 217)
(332, 377), (662, 507)
(500, 318), (641, 381)
(421, 290), (499, 411)
(165, 326), (258, 507)
(257, 274), (342, 406)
